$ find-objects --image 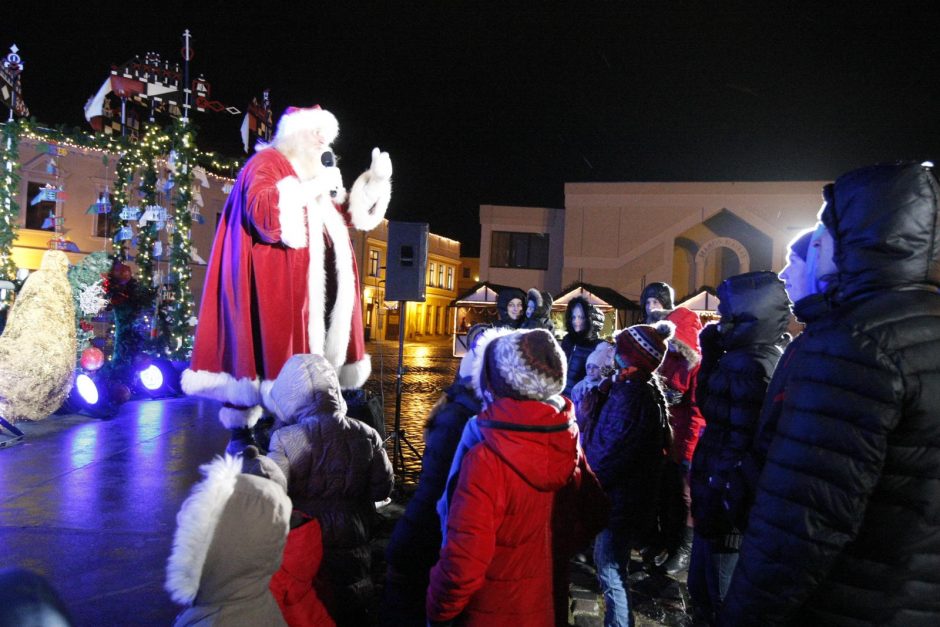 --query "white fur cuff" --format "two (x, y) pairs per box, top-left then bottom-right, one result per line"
(338, 355), (372, 390)
(348, 172), (390, 231)
(218, 405), (264, 429)
(276, 177), (308, 248)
